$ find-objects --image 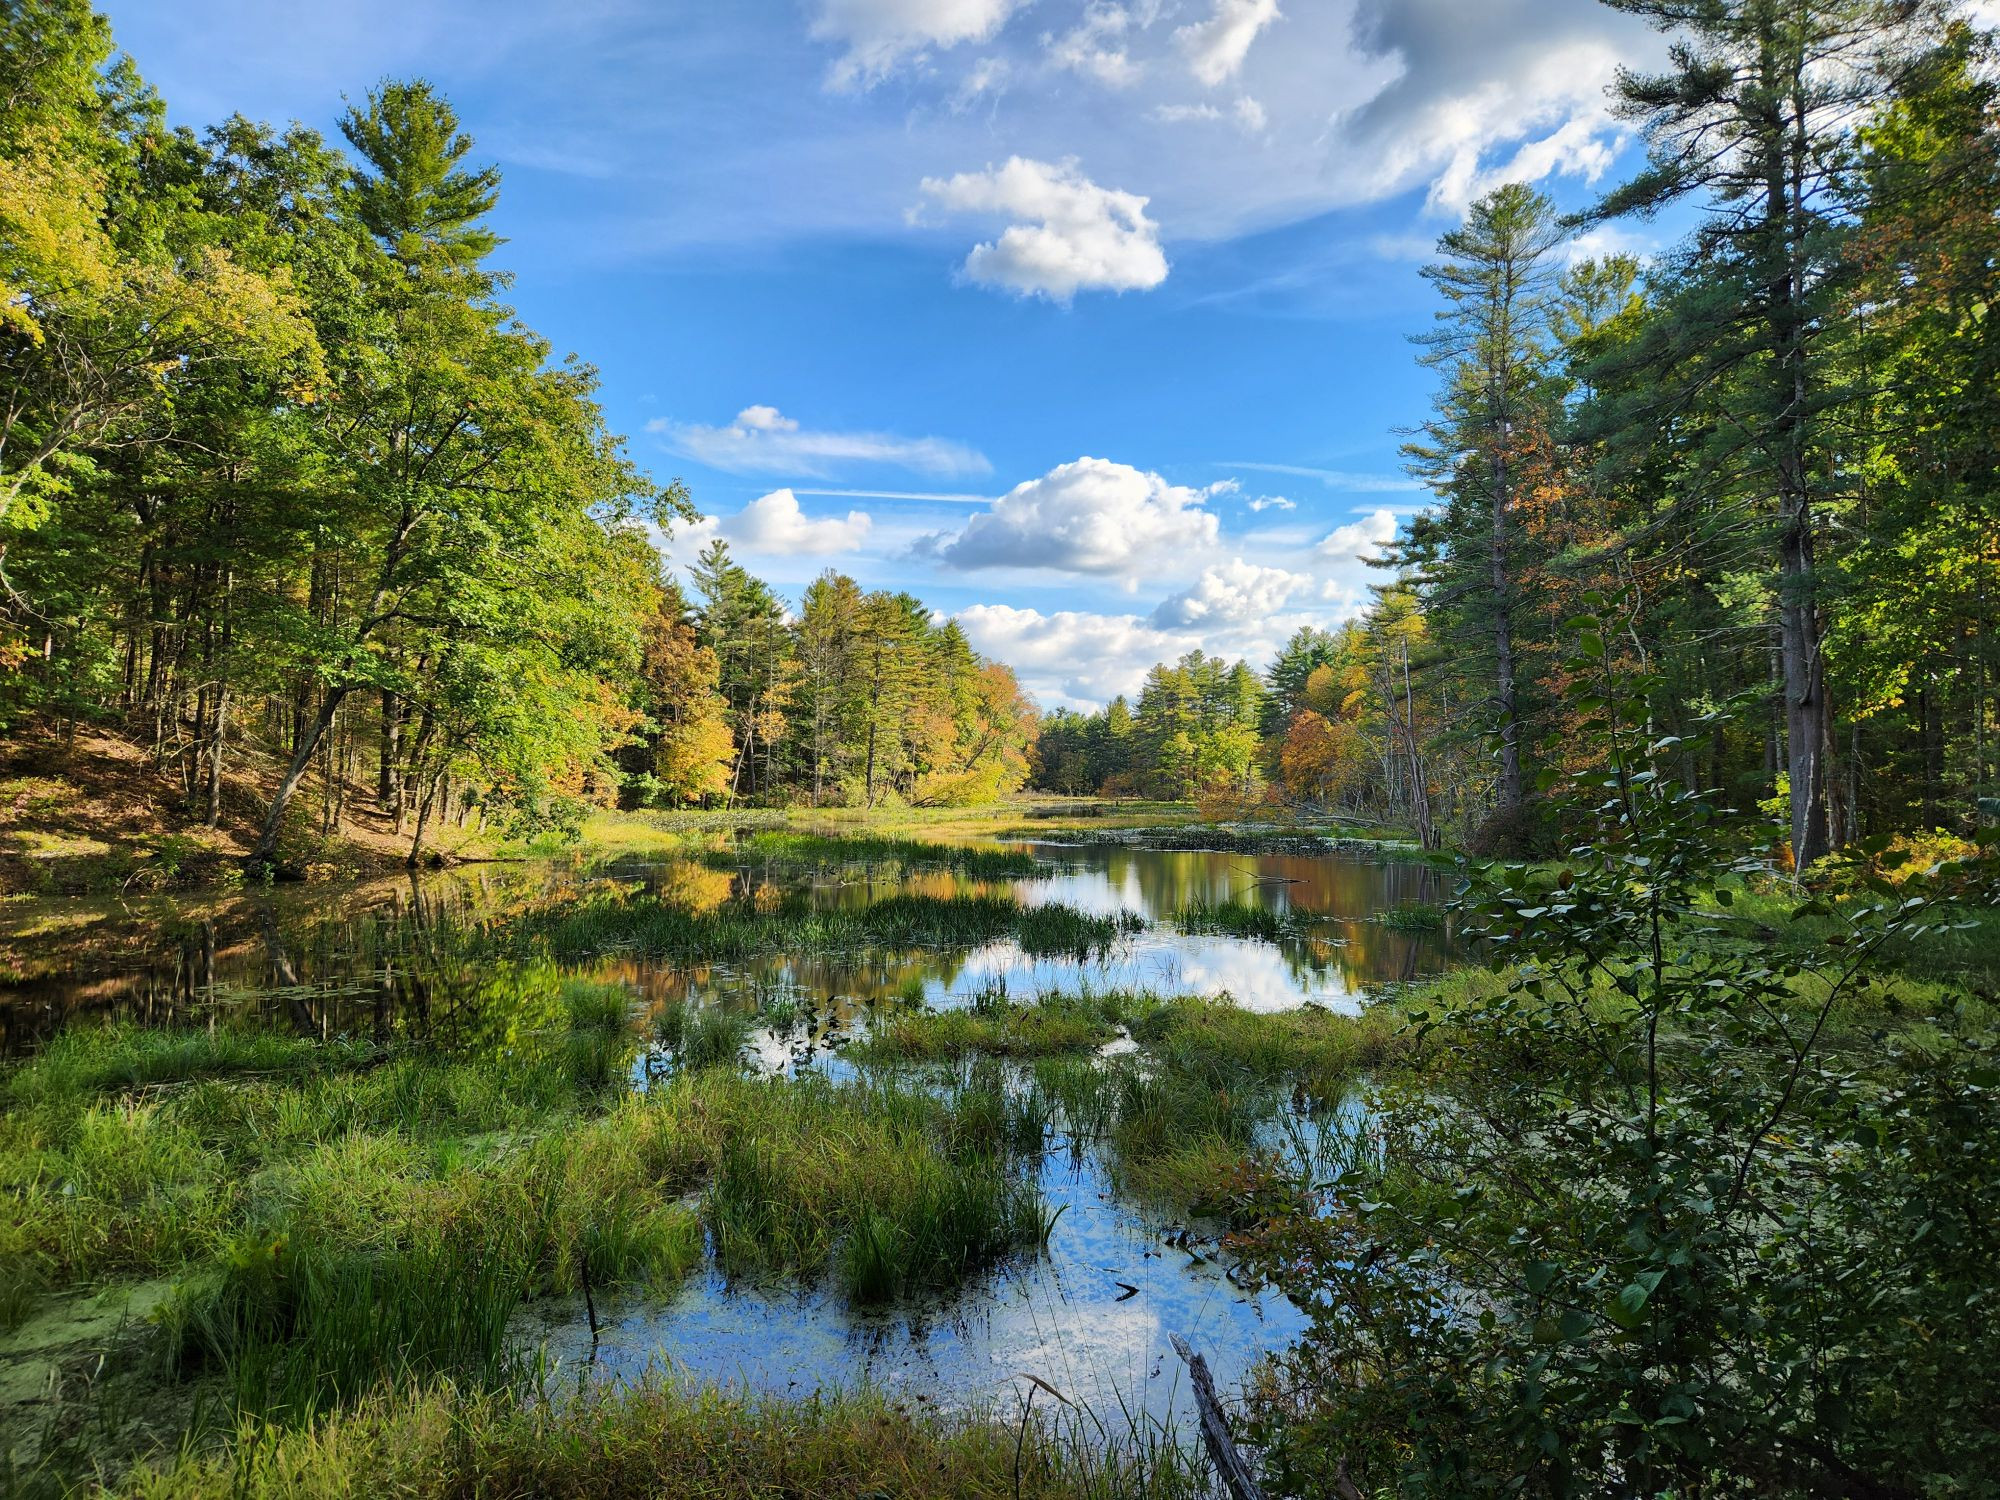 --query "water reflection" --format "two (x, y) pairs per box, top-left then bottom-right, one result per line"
(0, 841), (1455, 1052)
(527, 1127), (1319, 1430)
